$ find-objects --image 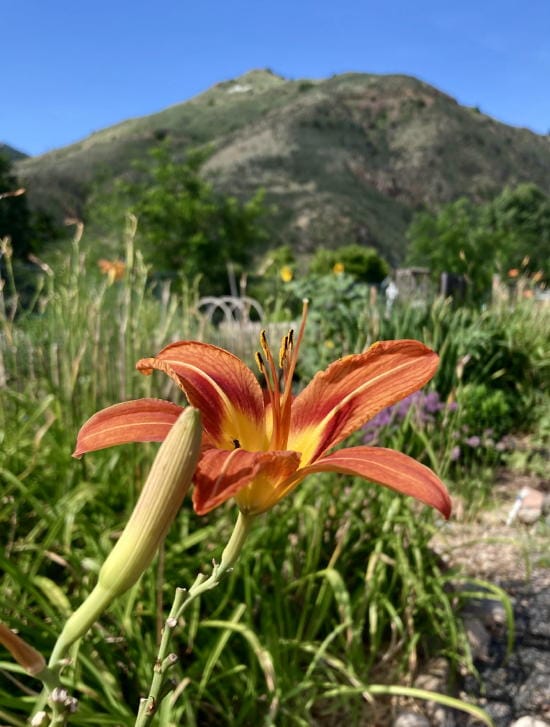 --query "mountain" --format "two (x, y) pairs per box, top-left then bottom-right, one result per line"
(0, 143), (28, 162)
(14, 69), (550, 264)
